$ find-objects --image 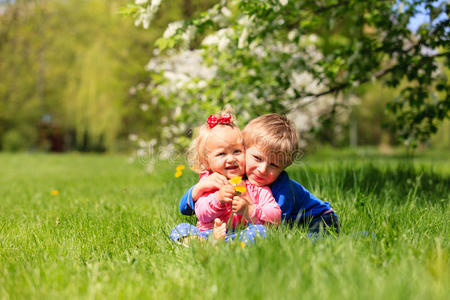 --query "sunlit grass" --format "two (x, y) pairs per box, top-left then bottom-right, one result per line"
(0, 151), (448, 299)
